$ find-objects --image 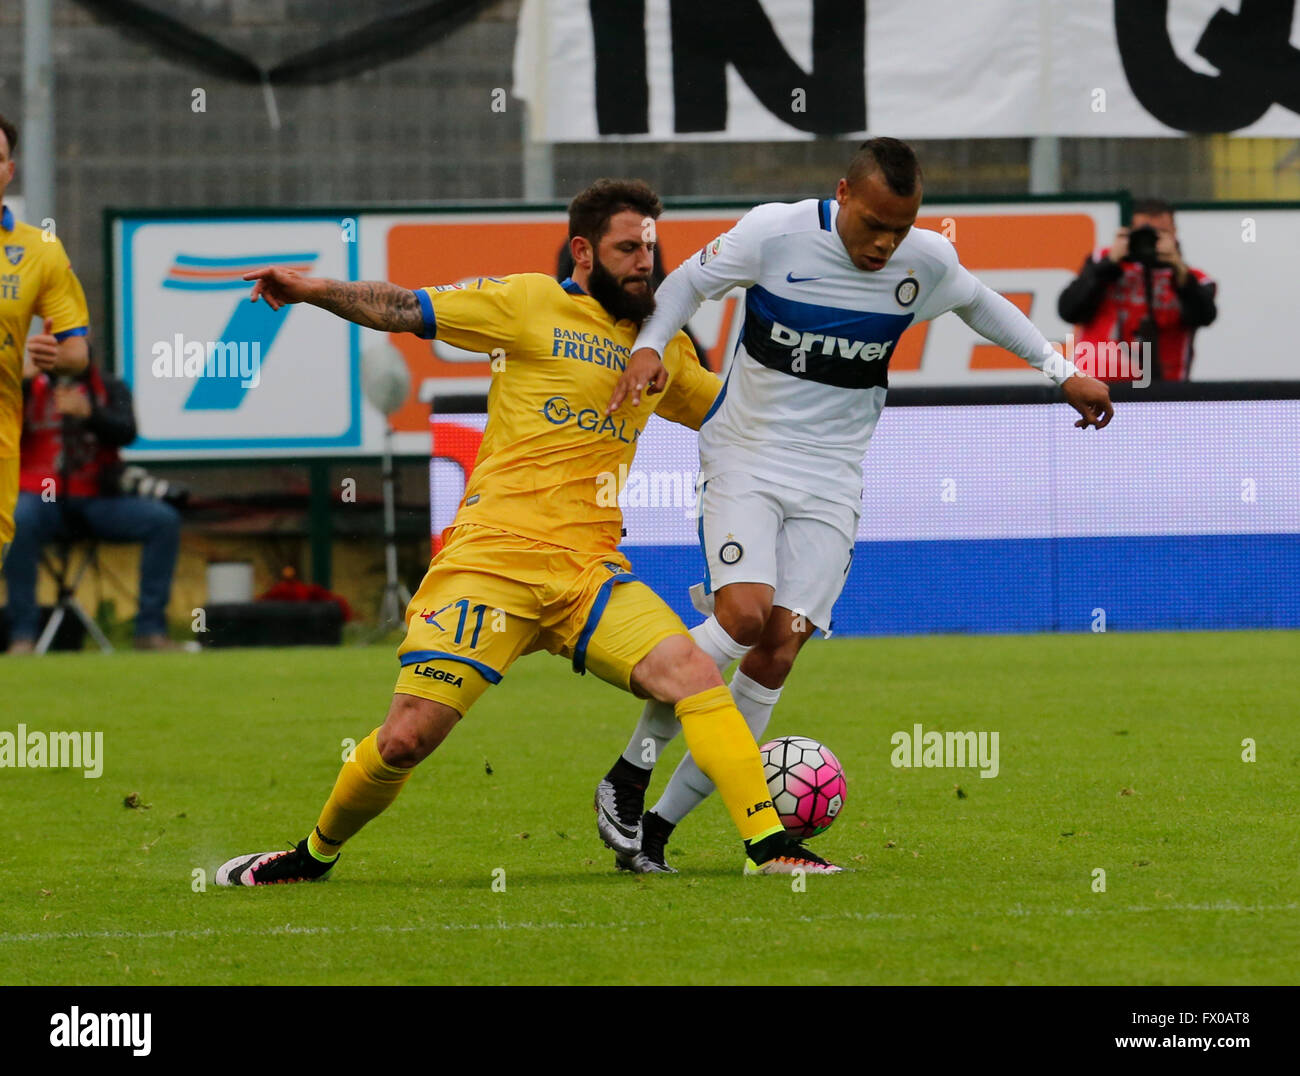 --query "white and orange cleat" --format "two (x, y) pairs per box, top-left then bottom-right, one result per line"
(743, 835), (843, 875)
